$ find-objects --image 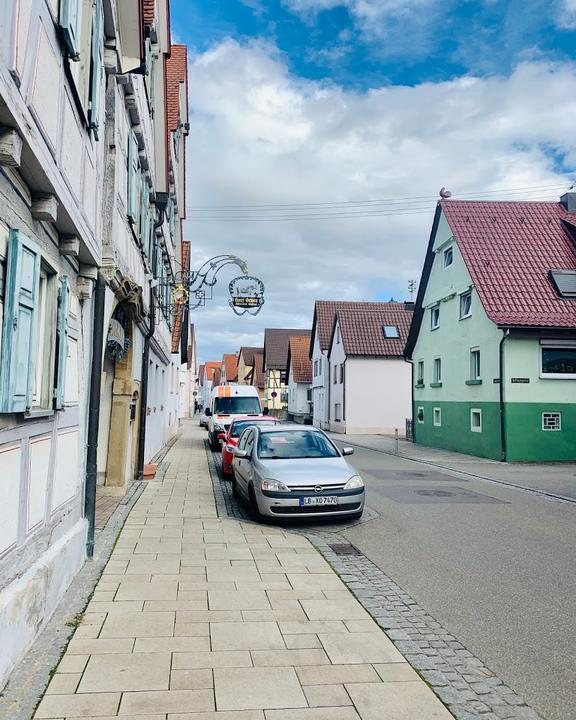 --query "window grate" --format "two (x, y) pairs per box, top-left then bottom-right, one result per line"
(542, 412), (561, 431)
